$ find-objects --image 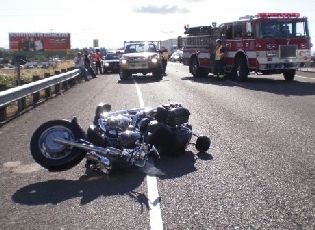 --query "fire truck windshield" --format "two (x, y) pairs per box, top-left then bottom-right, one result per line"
(257, 20), (309, 39)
